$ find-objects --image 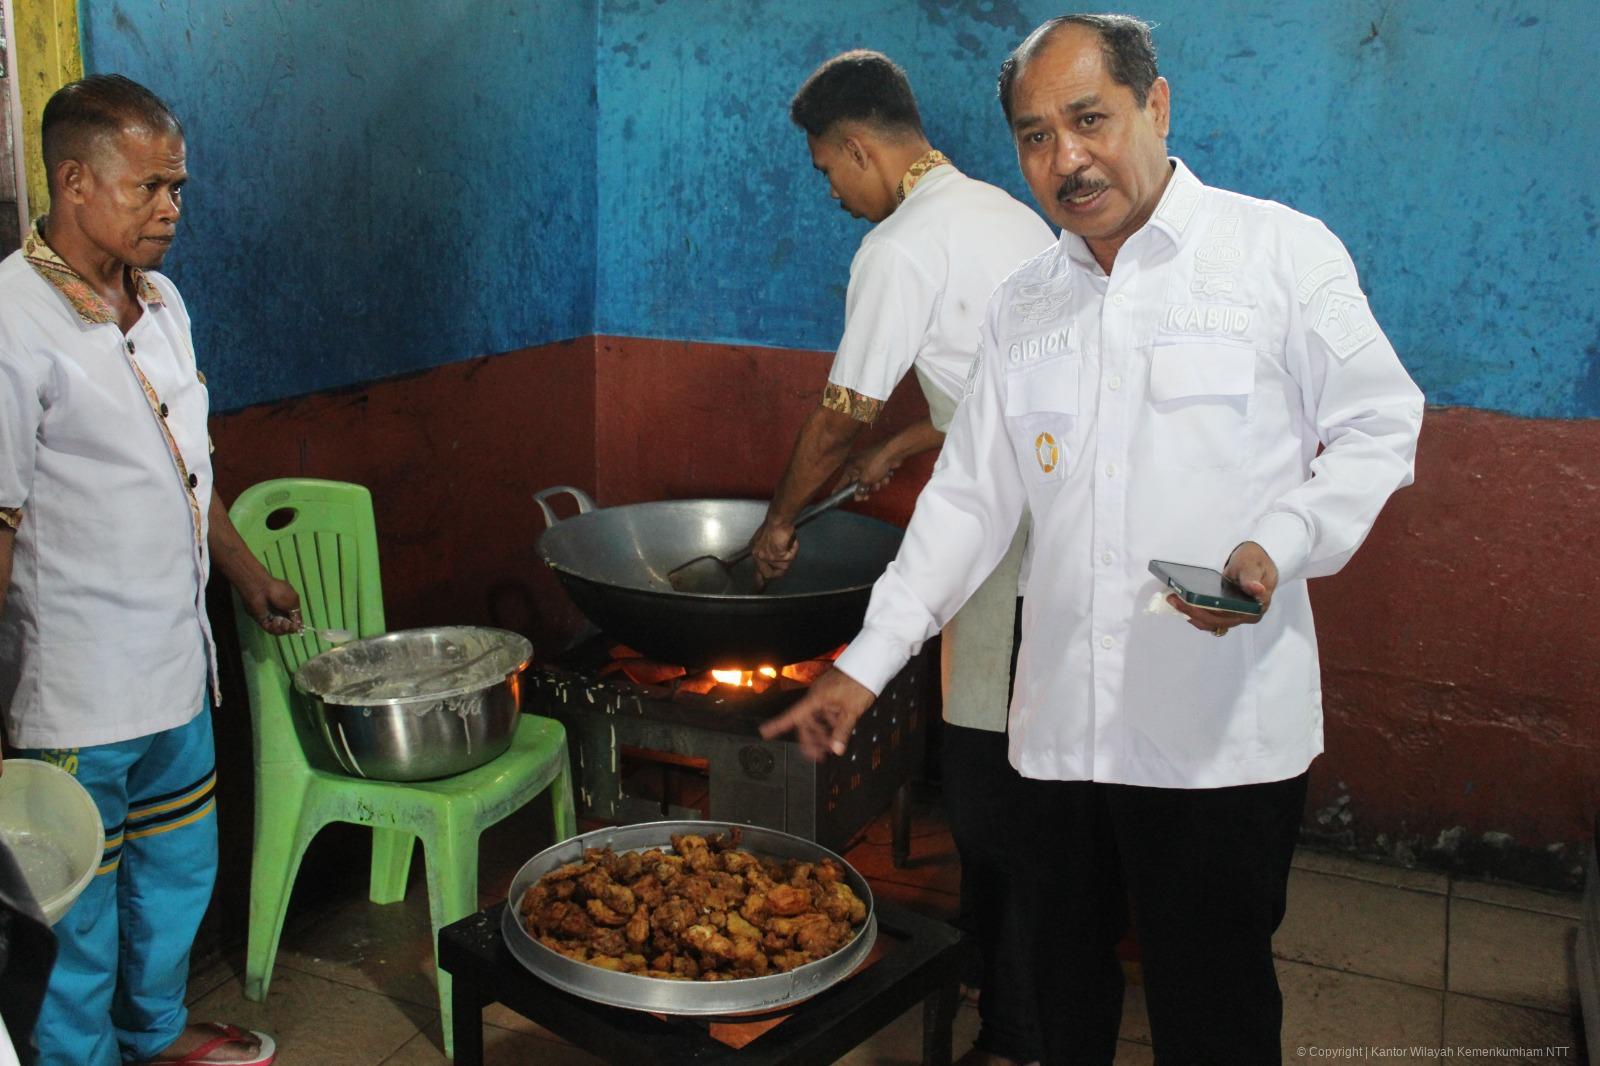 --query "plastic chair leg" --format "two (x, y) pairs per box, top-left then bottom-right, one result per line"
(420, 814), (482, 1059)
(369, 827), (417, 904)
(244, 782), (316, 1001)
(548, 748), (578, 842)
